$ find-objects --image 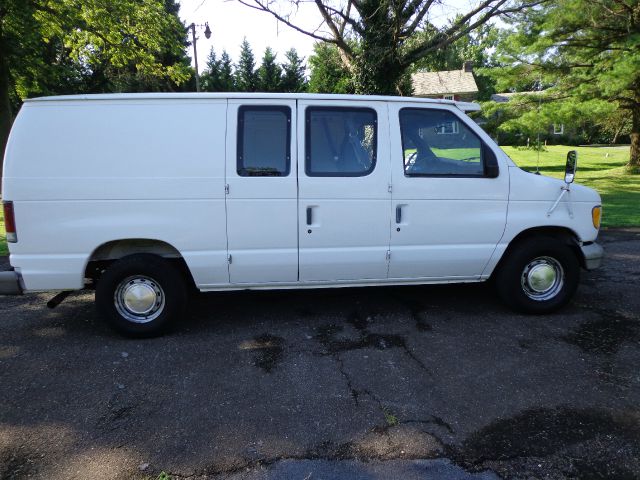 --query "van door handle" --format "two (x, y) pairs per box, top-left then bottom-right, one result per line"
(306, 207), (312, 225)
(396, 205), (402, 224)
